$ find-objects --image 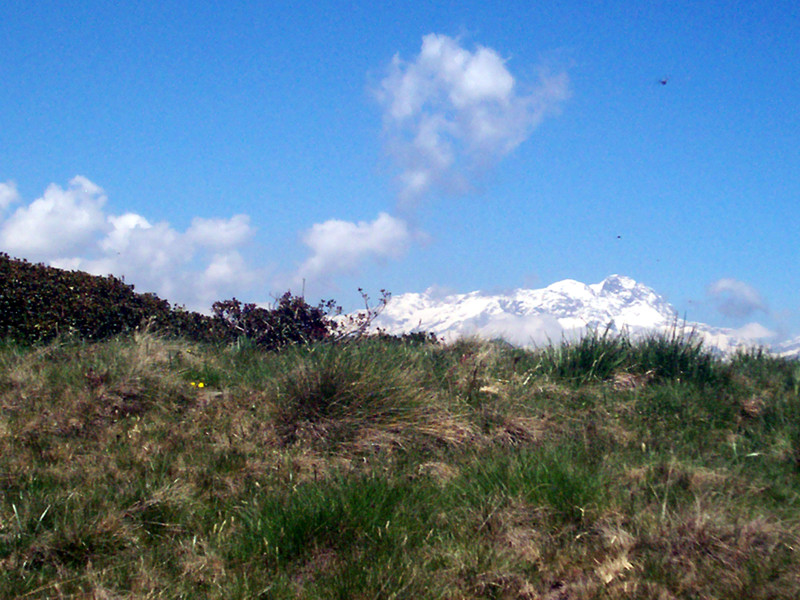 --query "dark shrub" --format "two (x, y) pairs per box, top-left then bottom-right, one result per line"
(0, 253), (337, 349)
(0, 253), (189, 343)
(210, 293), (337, 350)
